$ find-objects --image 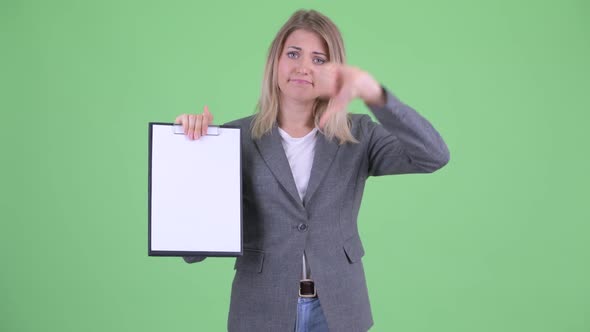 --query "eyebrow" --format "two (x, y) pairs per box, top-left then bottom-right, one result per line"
(287, 46), (327, 57)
